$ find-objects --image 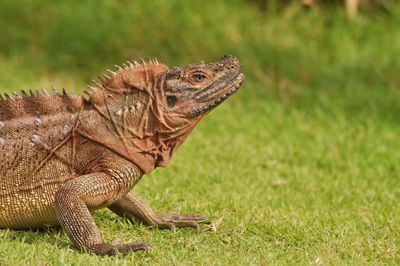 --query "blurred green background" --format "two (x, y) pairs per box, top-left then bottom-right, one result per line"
(0, 0), (399, 265)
